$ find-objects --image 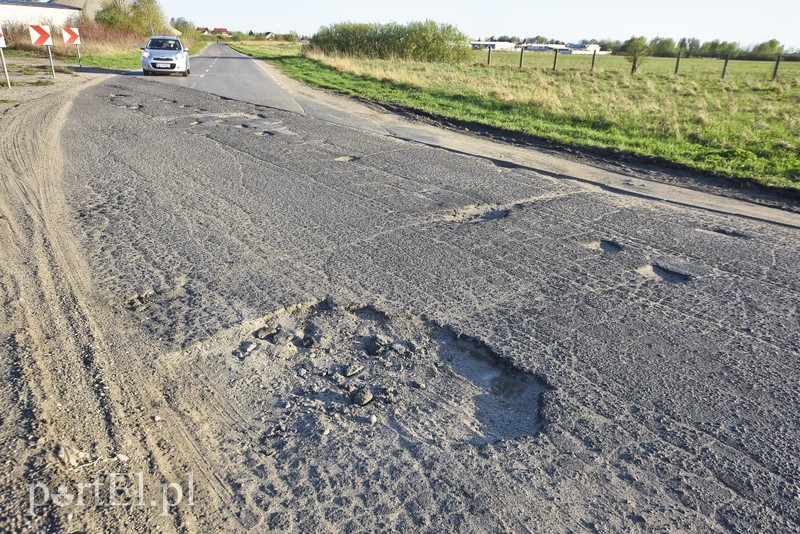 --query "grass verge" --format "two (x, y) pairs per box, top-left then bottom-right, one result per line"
(189, 40), (211, 56)
(232, 42), (800, 192)
(82, 51), (141, 71)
